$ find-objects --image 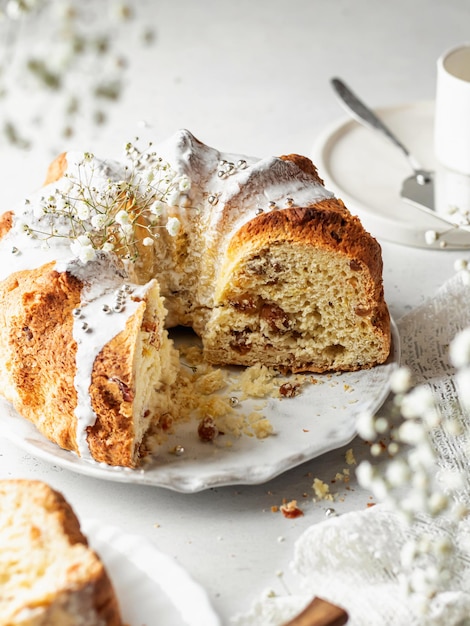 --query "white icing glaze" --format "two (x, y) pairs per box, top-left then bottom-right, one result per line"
(156, 129), (334, 241)
(56, 254), (151, 461)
